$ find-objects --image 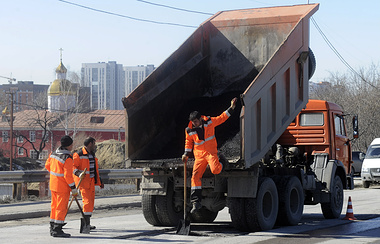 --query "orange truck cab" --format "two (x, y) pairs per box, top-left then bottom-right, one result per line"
(277, 99), (357, 194)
